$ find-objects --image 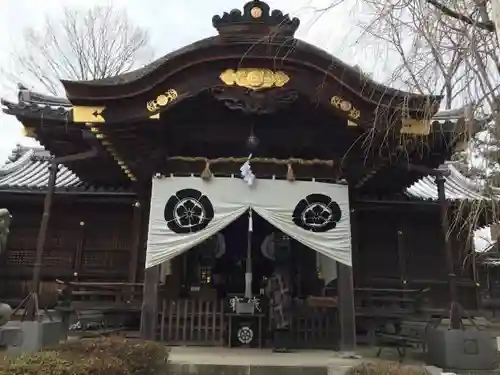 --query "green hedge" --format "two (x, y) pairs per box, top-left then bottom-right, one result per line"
(0, 337), (170, 375)
(345, 362), (430, 375)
